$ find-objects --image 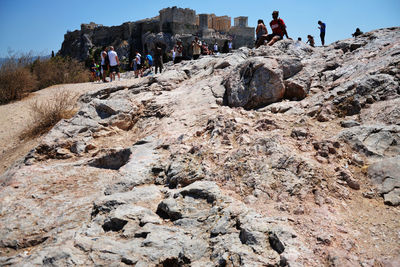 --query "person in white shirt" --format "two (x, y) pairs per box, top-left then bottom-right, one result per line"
(214, 42), (218, 54)
(107, 46), (120, 81)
